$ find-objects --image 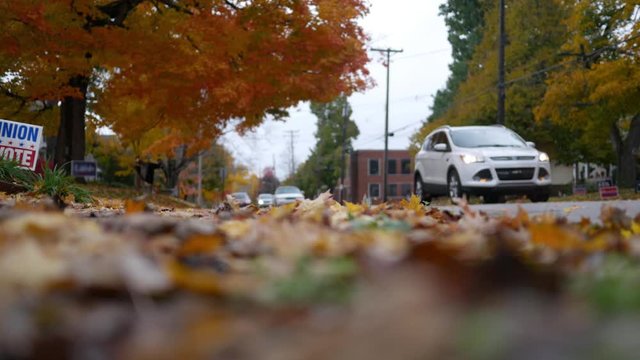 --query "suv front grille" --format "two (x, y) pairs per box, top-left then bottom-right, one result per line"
(496, 167), (535, 180)
(490, 156), (536, 161)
